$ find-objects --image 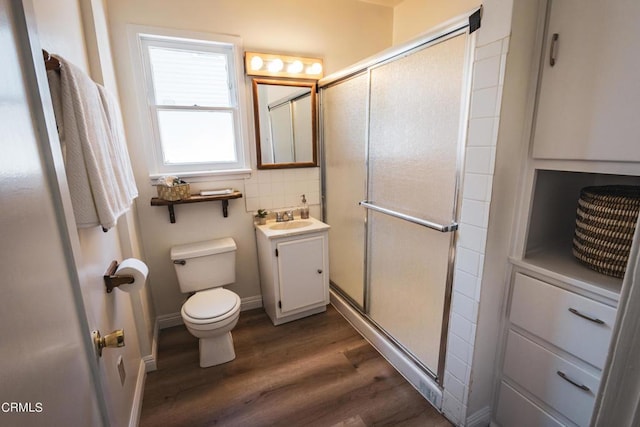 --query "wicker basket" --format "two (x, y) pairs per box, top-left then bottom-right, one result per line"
(156, 183), (191, 201)
(572, 185), (640, 278)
